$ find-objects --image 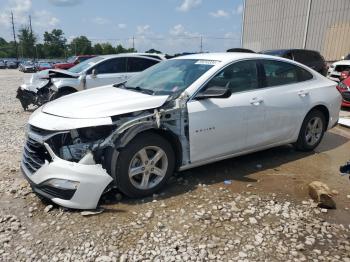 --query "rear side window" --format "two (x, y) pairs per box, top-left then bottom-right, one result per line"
(127, 58), (159, 72)
(93, 58), (127, 74)
(261, 60), (313, 87)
